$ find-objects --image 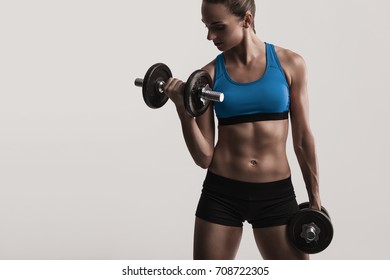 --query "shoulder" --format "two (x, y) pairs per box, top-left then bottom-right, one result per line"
(274, 45), (307, 86)
(274, 45), (306, 69)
